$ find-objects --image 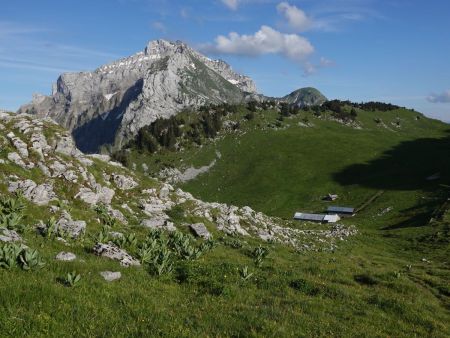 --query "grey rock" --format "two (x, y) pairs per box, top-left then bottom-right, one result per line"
(111, 174), (138, 190)
(55, 251), (76, 261)
(0, 228), (22, 242)
(100, 271), (122, 282)
(8, 179), (57, 205)
(7, 132), (29, 158)
(53, 133), (82, 157)
(93, 242), (140, 267)
(55, 211), (86, 238)
(76, 185), (115, 205)
(189, 223), (211, 239)
(18, 40), (254, 152)
(7, 152), (28, 169)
